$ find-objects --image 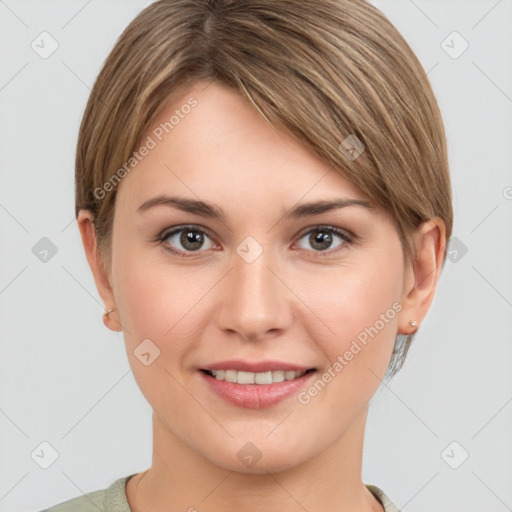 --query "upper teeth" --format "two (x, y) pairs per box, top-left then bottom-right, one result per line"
(210, 369), (307, 384)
